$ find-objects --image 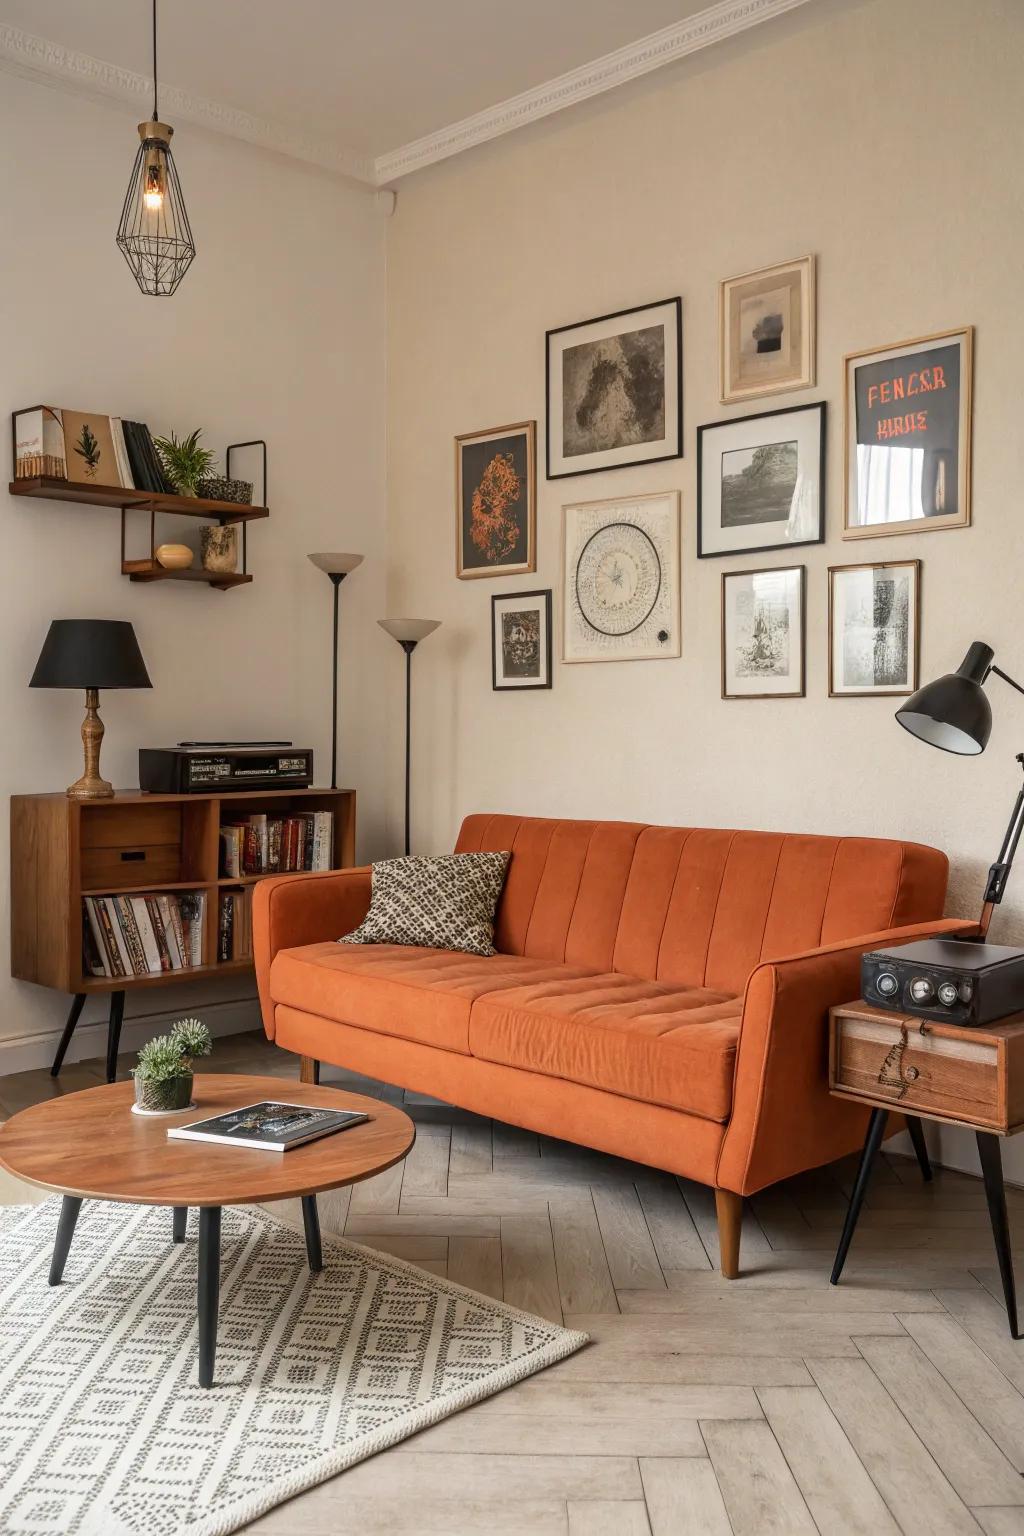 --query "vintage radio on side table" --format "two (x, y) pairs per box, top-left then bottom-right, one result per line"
(10, 787), (355, 1084)
(830, 1000), (1024, 1337)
